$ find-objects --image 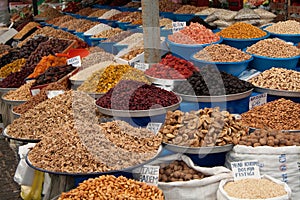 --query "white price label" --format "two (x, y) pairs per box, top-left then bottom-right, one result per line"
(67, 56), (81, 67)
(139, 165), (160, 186)
(231, 160), (261, 181)
(31, 89), (40, 96)
(46, 90), (65, 99)
(146, 122), (162, 134)
(172, 21), (186, 33)
(0, 28), (18, 44)
(249, 93), (267, 110)
(134, 62), (149, 71)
